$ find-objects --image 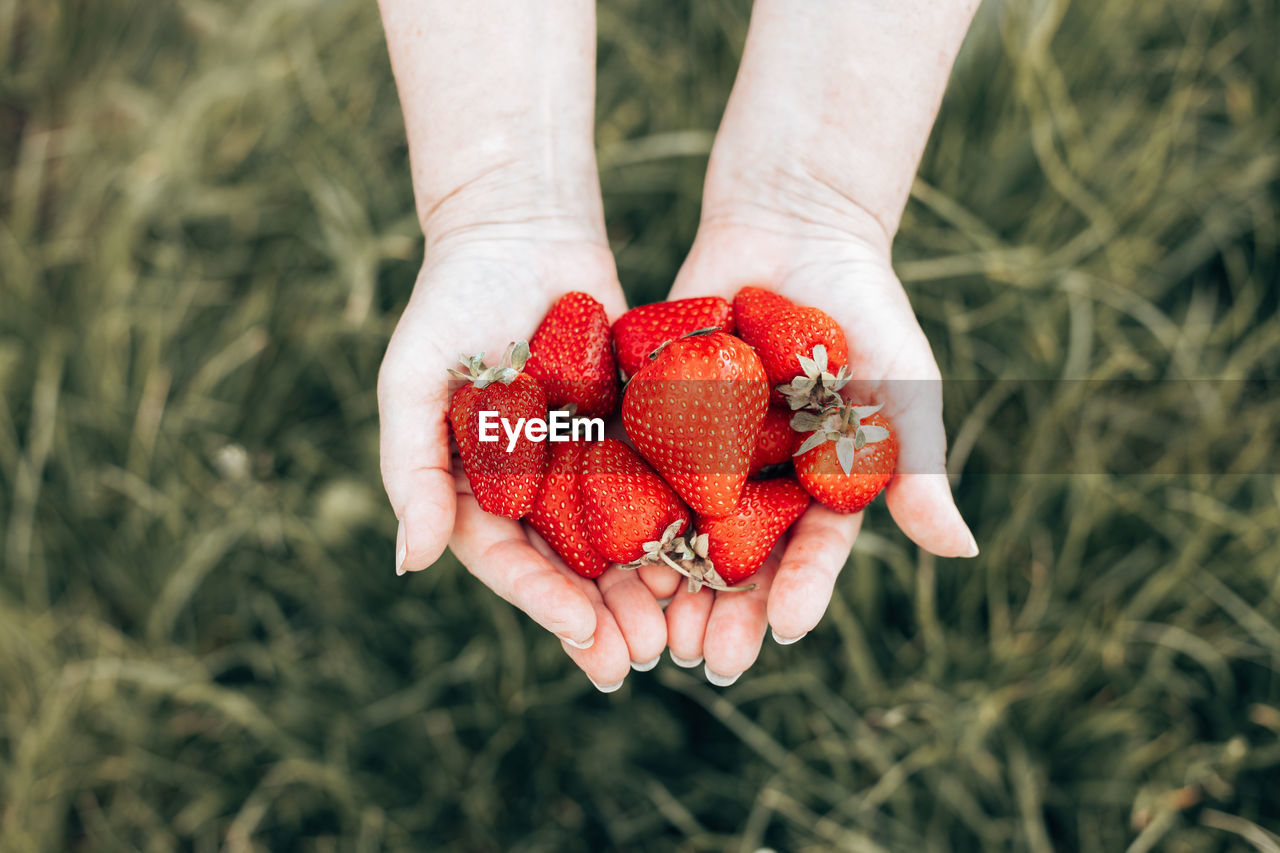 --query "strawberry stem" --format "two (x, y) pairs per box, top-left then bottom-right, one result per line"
(622, 523), (758, 593)
(645, 326), (725, 362)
